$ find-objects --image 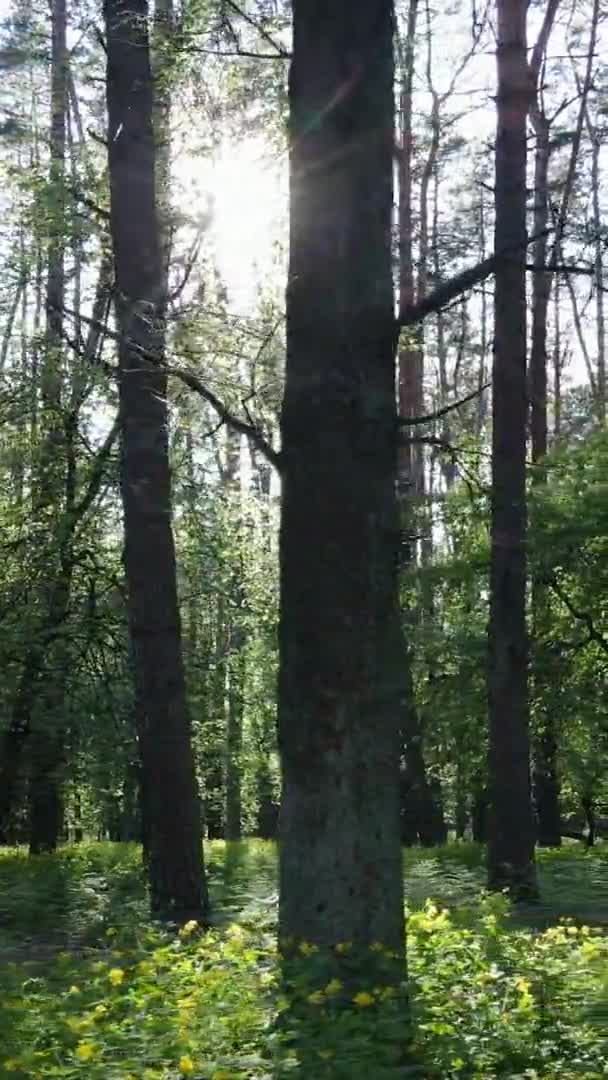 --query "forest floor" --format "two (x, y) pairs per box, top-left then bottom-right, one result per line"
(0, 840), (606, 1079)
